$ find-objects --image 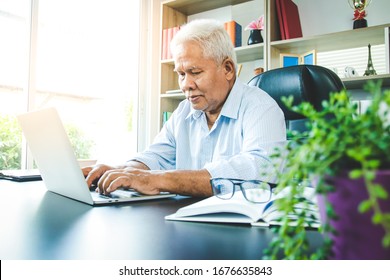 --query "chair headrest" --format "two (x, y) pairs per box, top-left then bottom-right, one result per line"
(247, 65), (345, 120)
